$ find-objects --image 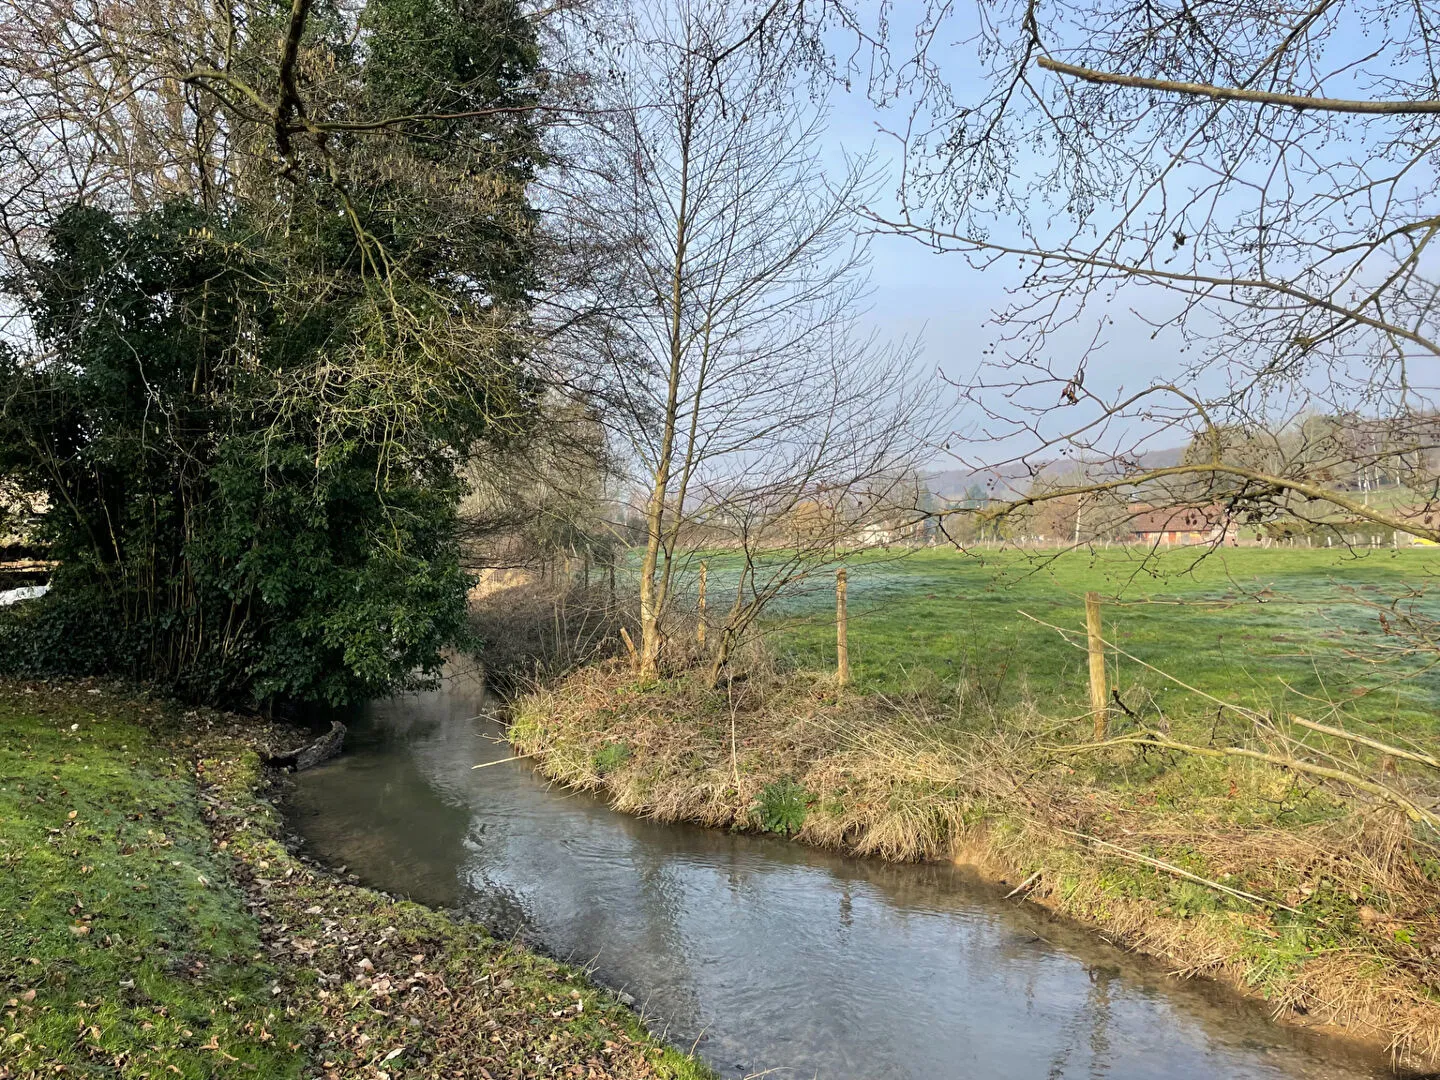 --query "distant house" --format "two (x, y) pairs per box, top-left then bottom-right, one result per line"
(851, 514), (934, 548)
(0, 486), (53, 588)
(1128, 504), (1238, 546)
